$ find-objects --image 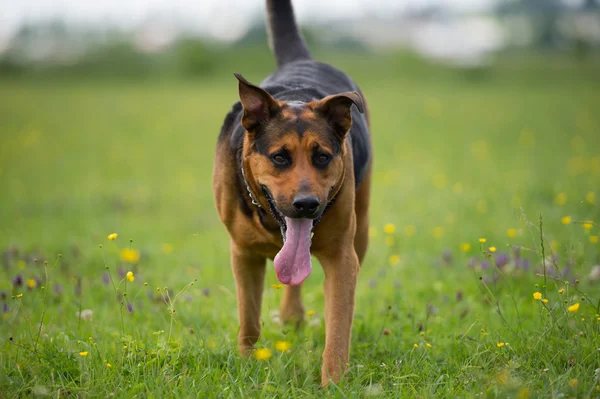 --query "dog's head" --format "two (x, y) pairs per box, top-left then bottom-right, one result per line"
(235, 73), (364, 227)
